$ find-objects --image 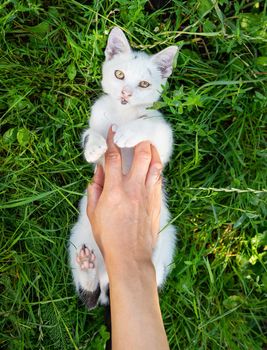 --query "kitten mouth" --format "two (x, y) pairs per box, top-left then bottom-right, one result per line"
(121, 97), (128, 105)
